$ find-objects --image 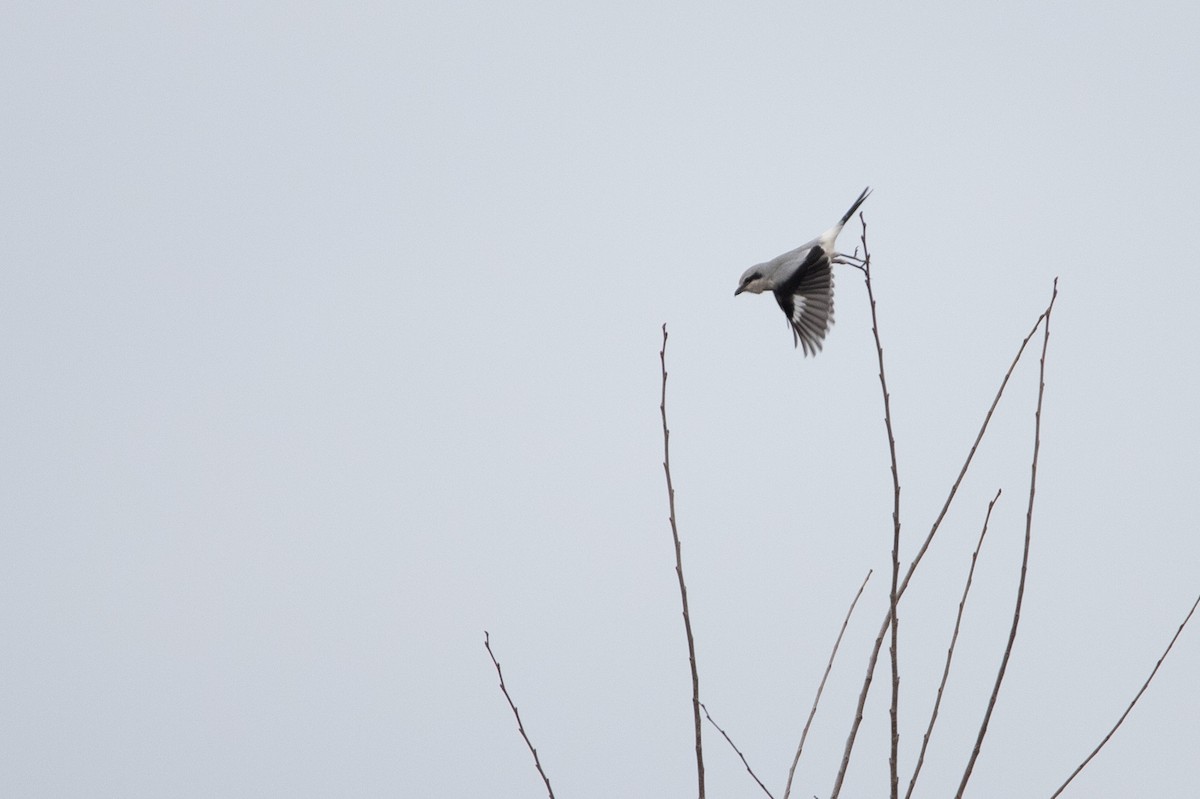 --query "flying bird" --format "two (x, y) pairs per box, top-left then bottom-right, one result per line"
(735, 187), (872, 356)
